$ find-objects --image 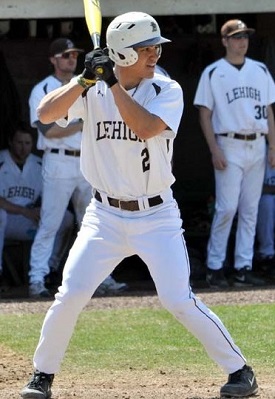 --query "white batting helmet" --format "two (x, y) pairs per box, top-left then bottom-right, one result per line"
(106, 12), (170, 66)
